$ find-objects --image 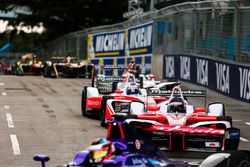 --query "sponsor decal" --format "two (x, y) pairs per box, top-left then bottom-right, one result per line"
(196, 58), (208, 86)
(87, 100), (101, 106)
(97, 77), (124, 82)
(215, 63), (230, 94)
(129, 25), (152, 49)
(89, 30), (125, 57)
(205, 142), (220, 148)
(95, 32), (125, 52)
(239, 67), (250, 100)
(165, 56), (175, 78)
(180, 56), (190, 80)
(128, 22), (153, 56)
(131, 157), (148, 165)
